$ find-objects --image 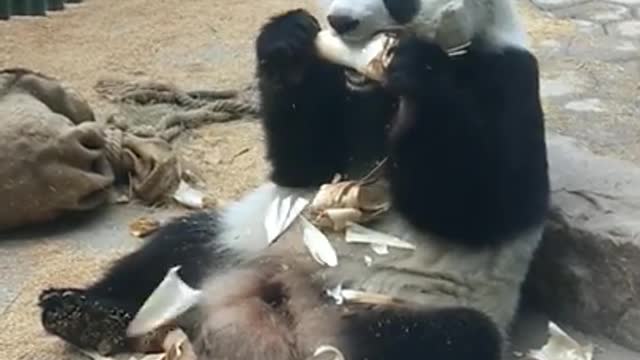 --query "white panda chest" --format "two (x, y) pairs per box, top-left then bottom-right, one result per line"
(307, 214), (468, 296)
(273, 210), (543, 330)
